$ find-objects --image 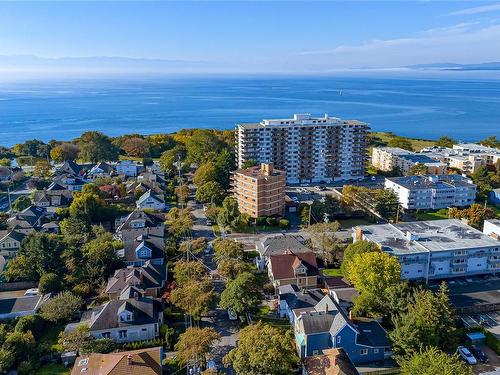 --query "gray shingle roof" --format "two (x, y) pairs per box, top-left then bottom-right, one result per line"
(257, 233), (309, 257)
